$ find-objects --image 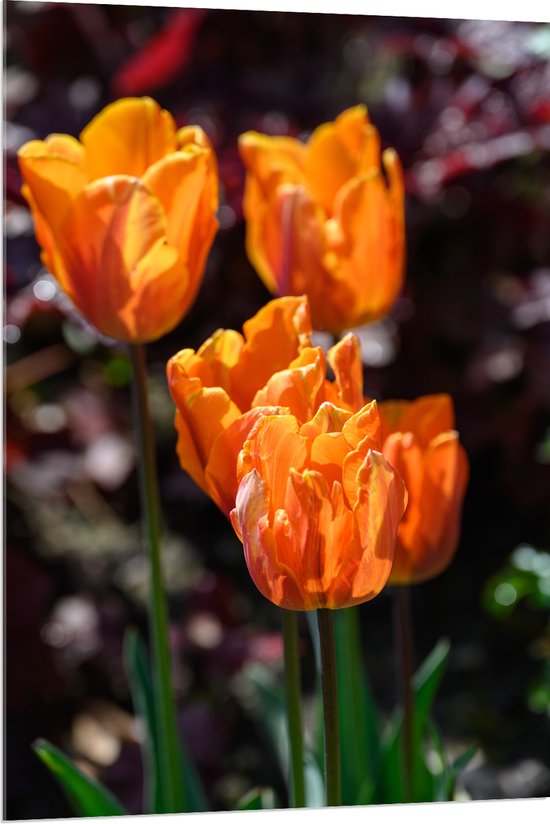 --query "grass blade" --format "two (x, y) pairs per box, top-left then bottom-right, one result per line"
(33, 739), (126, 817)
